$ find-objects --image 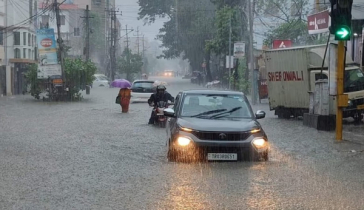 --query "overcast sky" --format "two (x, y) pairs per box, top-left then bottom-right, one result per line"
(115, 0), (167, 43)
